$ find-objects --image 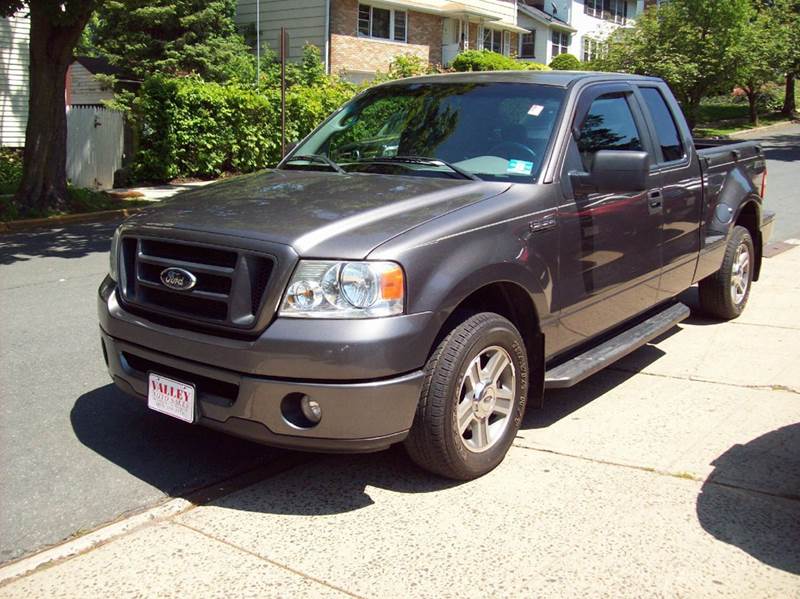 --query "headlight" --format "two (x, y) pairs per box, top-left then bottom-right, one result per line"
(109, 227), (121, 282)
(280, 260), (404, 318)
